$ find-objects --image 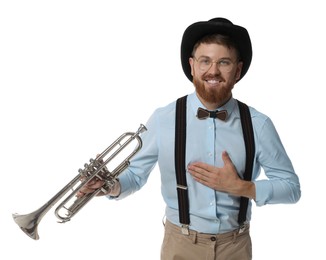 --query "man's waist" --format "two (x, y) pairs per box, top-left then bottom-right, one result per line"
(164, 219), (250, 242)
(165, 207), (245, 234)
